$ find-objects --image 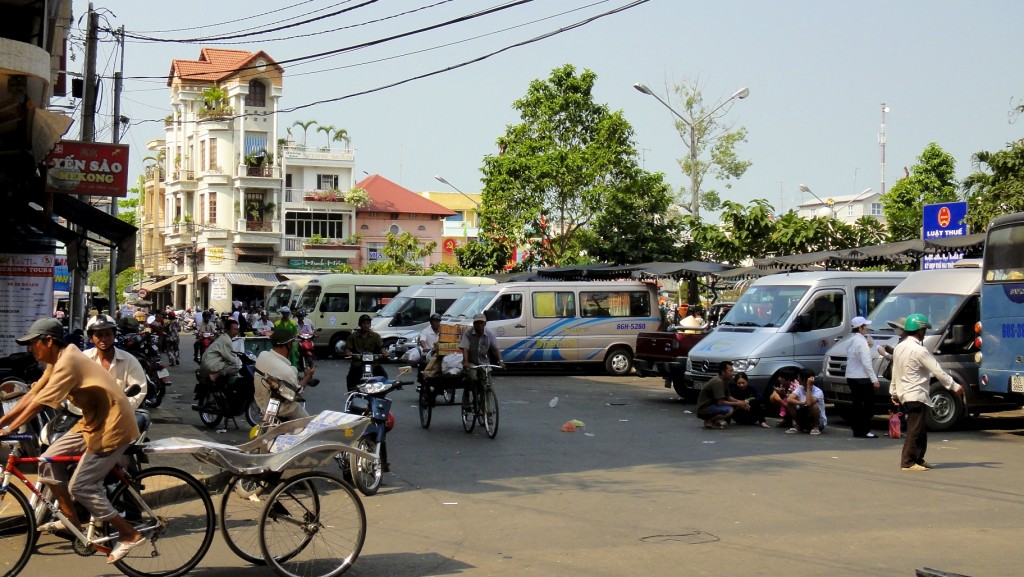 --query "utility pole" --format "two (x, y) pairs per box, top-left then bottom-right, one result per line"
(70, 2), (99, 332)
(191, 226), (200, 311)
(108, 25), (125, 317)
